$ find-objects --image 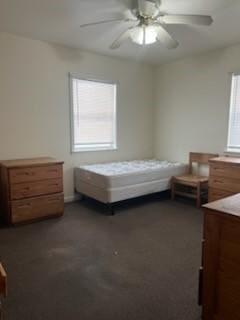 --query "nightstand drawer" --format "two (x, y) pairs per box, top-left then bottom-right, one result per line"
(11, 194), (64, 224)
(208, 188), (235, 202)
(10, 178), (63, 200)
(210, 163), (240, 179)
(9, 165), (62, 184)
(209, 177), (240, 193)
